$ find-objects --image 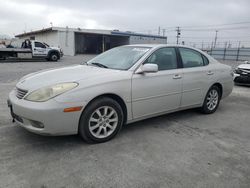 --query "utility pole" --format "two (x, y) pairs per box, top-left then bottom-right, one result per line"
(214, 30), (218, 48)
(158, 26), (161, 36)
(238, 41), (241, 48)
(162, 29), (166, 37)
(176, 27), (181, 44)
